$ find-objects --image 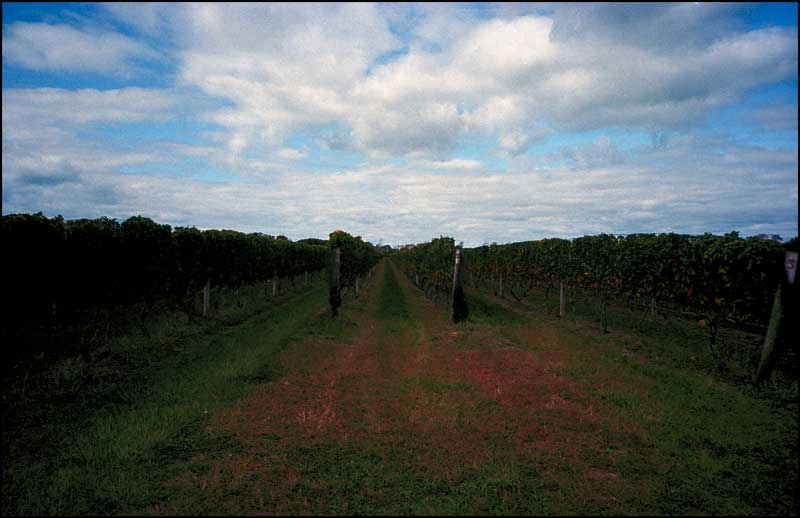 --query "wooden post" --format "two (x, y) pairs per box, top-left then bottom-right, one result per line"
(600, 290), (609, 333)
(559, 281), (566, 318)
(499, 276), (504, 298)
(203, 279), (210, 317)
(755, 251), (797, 384)
(272, 270), (278, 297)
(452, 248), (468, 323)
(329, 248), (341, 316)
(355, 276), (360, 298)
(756, 283), (783, 384)
(415, 273), (420, 286)
(305, 270), (309, 286)
(787, 251), (798, 285)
